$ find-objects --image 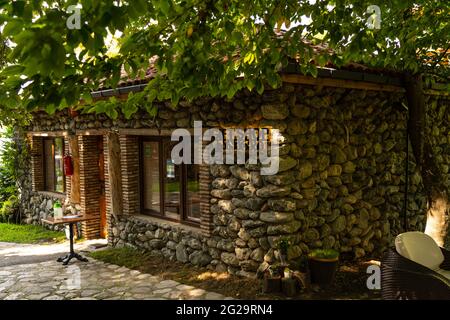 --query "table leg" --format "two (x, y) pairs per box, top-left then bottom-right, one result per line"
(57, 254), (69, 263)
(69, 222), (74, 255)
(56, 222), (89, 265)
